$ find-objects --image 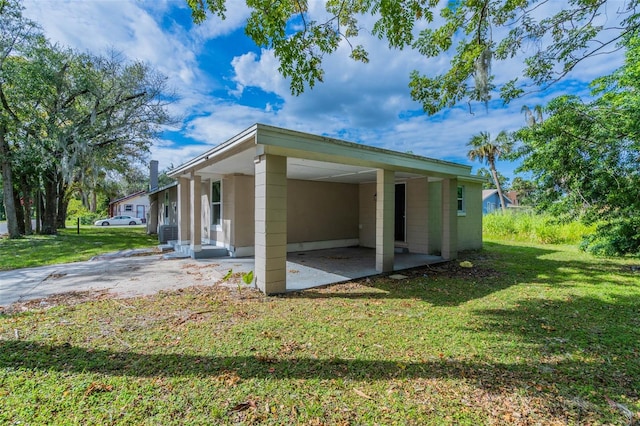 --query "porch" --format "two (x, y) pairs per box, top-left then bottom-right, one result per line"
(162, 245), (444, 291)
